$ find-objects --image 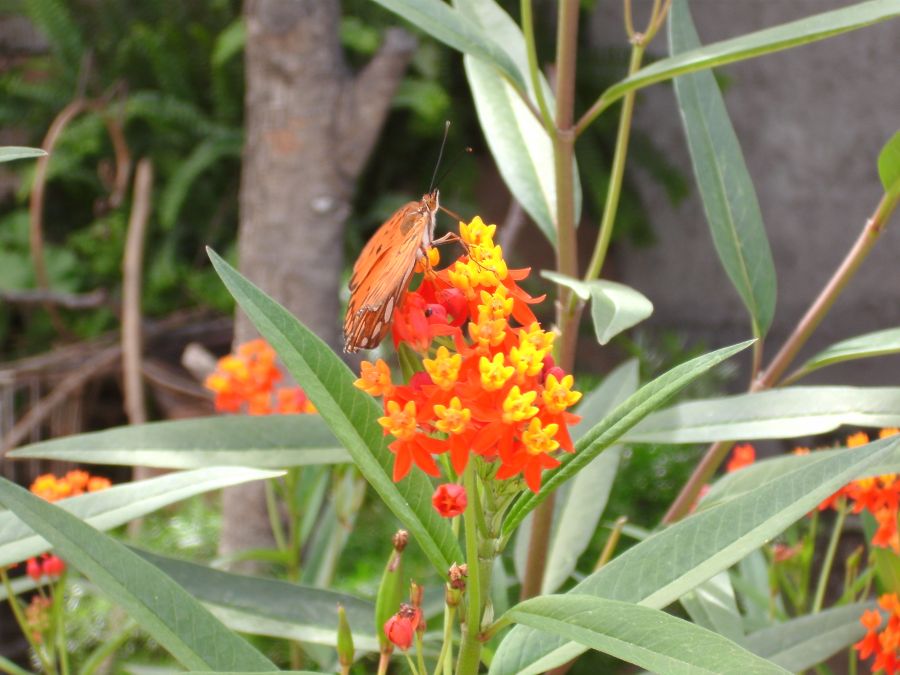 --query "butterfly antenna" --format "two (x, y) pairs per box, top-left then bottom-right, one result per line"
(428, 120), (452, 193)
(433, 146), (473, 191)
